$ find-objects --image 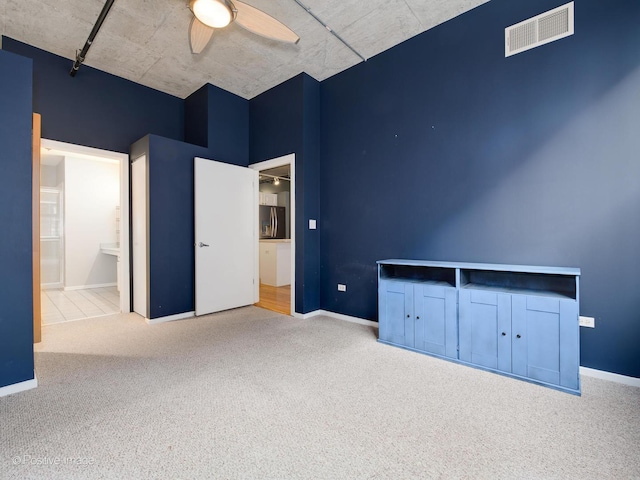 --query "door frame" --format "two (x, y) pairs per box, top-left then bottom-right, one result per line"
(131, 155), (148, 318)
(39, 139), (131, 314)
(249, 153), (295, 315)
(32, 114), (41, 343)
